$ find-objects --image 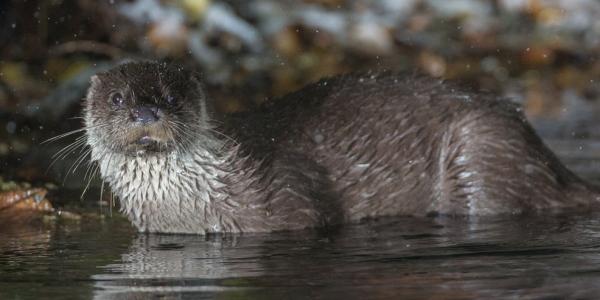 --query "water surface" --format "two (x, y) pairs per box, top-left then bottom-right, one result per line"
(2, 211), (600, 299)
